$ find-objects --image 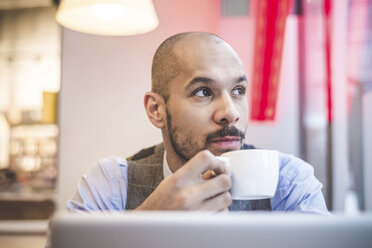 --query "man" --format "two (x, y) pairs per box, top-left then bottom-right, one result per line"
(68, 32), (329, 214)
